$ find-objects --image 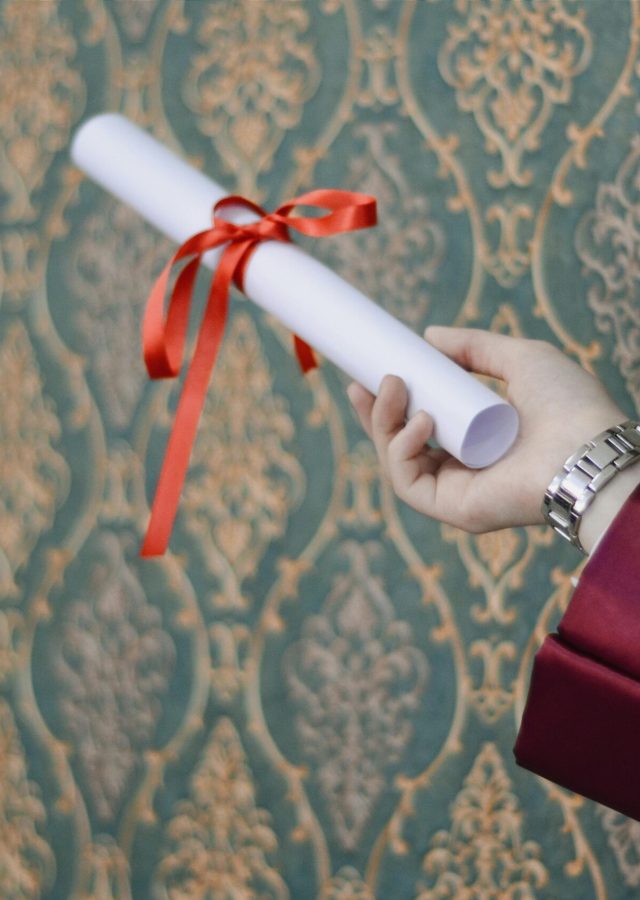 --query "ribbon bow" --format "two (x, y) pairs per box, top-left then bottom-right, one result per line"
(141, 188), (377, 556)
